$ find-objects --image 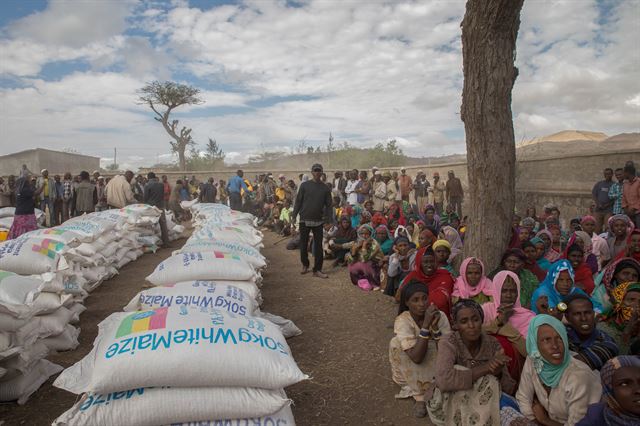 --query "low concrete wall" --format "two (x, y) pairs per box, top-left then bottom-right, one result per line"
(0, 149), (100, 177)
